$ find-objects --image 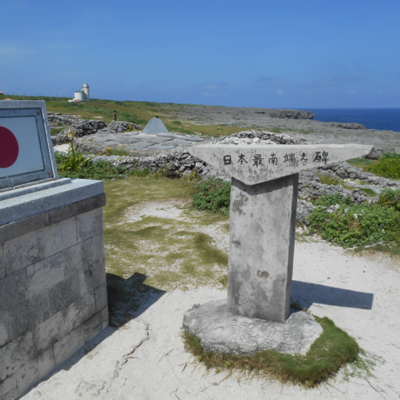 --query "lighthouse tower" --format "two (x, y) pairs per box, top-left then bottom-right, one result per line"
(82, 83), (90, 101)
(68, 83), (91, 102)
